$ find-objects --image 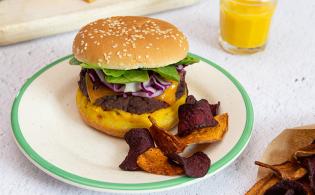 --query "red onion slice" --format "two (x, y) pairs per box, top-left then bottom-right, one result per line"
(88, 72), (96, 82)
